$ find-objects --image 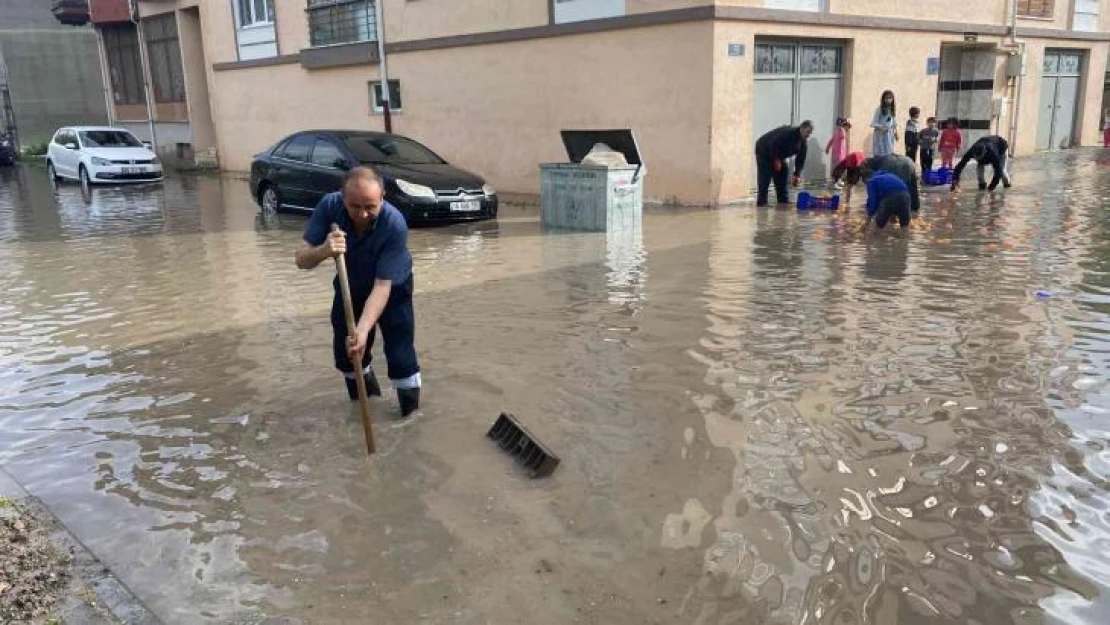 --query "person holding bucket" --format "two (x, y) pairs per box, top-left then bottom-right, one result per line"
(754, 121), (813, 207)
